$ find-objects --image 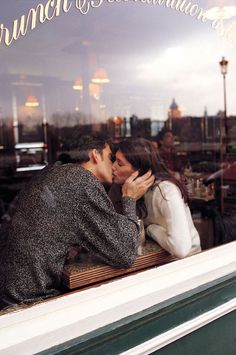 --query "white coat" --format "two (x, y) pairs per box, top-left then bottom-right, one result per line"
(144, 180), (201, 258)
